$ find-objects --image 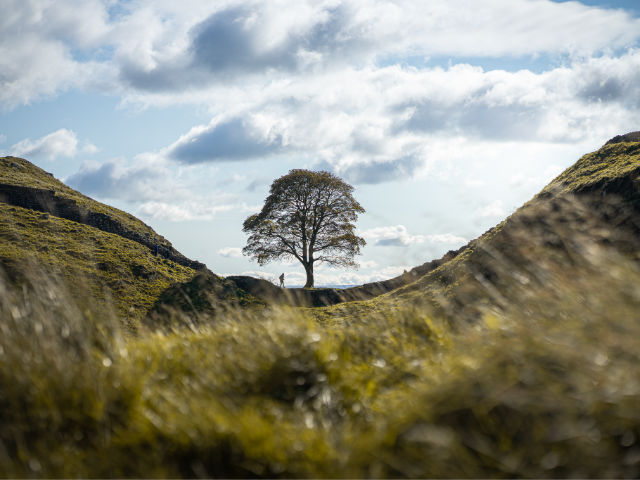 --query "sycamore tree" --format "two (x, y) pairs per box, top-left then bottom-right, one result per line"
(242, 169), (366, 288)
